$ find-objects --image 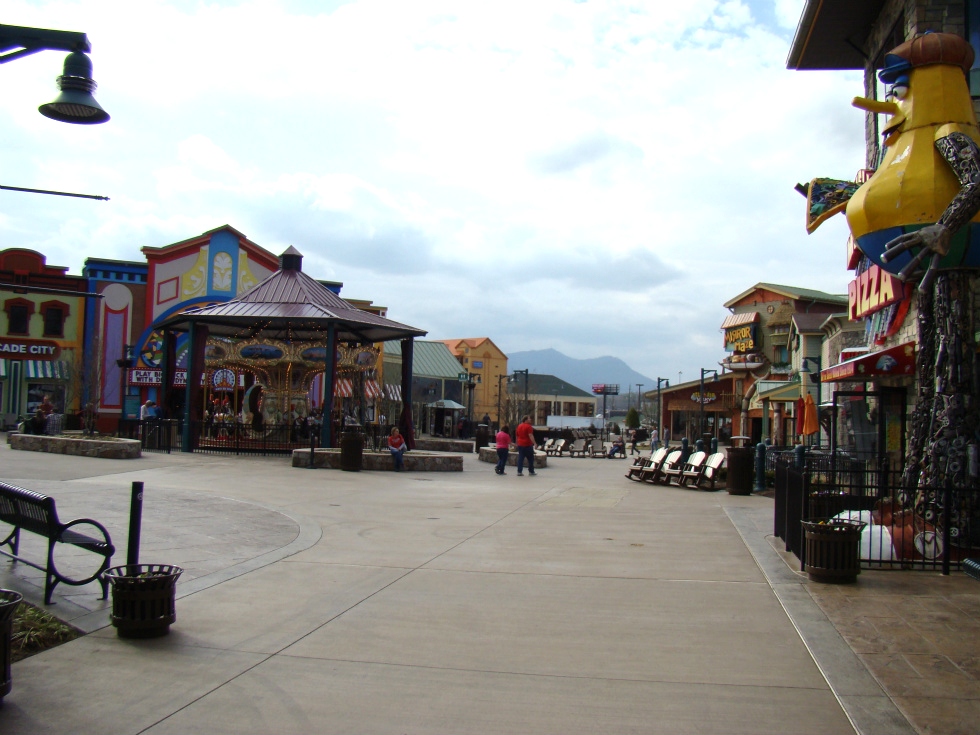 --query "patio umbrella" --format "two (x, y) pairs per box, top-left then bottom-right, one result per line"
(802, 393), (819, 436)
